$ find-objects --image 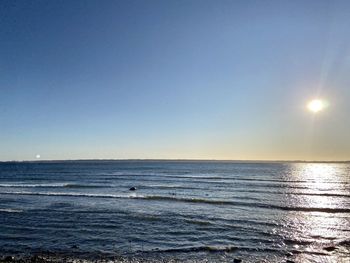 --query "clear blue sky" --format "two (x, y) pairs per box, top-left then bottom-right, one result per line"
(1, 0), (350, 161)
